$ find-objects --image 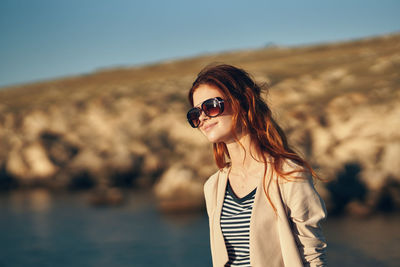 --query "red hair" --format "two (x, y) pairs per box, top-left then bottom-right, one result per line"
(188, 64), (318, 211)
